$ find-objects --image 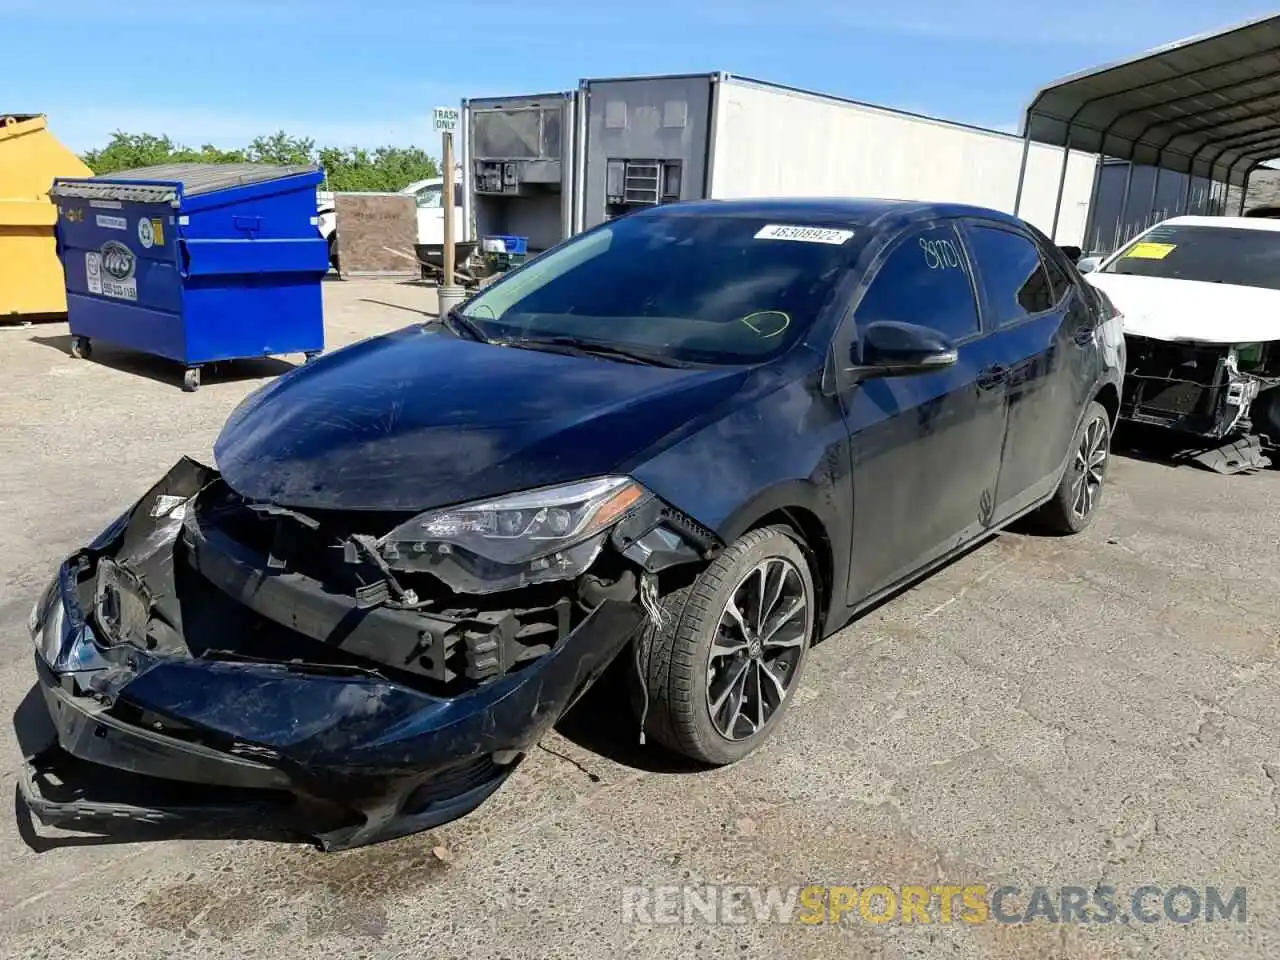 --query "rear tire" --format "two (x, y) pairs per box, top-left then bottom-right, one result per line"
(632, 525), (816, 765)
(1034, 400), (1111, 534)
